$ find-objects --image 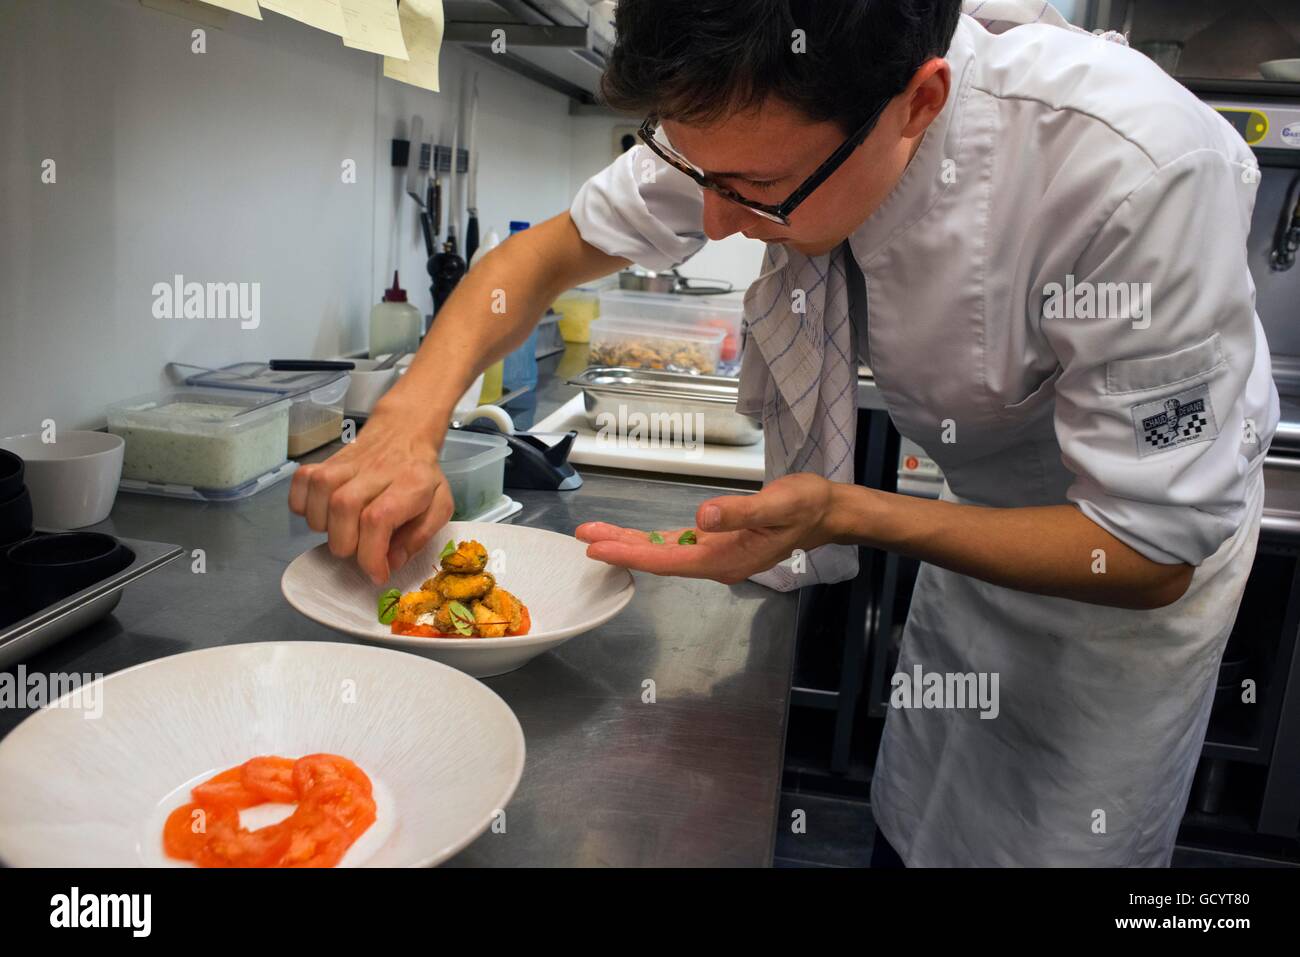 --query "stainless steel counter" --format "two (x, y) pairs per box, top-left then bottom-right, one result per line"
(0, 454), (799, 867)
